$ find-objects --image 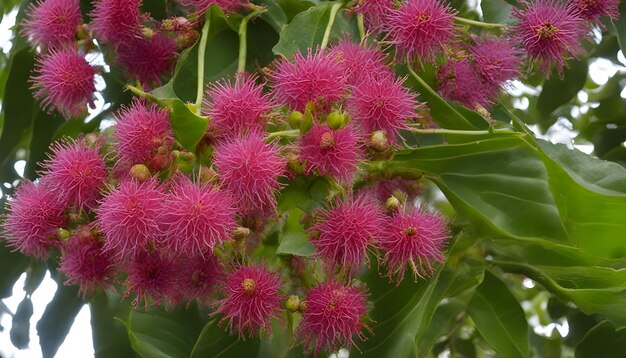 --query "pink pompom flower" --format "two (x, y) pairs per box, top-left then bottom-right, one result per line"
(513, 0), (586, 77)
(347, 73), (417, 144)
(118, 33), (177, 85)
(40, 138), (107, 210)
(299, 124), (362, 183)
(113, 99), (174, 170)
(178, 254), (223, 304)
(385, 0), (456, 63)
(308, 197), (384, 273)
(469, 36), (522, 91)
(571, 0), (620, 21)
(181, 0), (249, 14)
(161, 176), (236, 255)
(203, 74), (273, 137)
(379, 210), (448, 282)
(354, 0), (394, 33)
(436, 59), (490, 108)
(22, 0), (82, 49)
(271, 50), (346, 111)
(213, 133), (285, 217)
(30, 48), (96, 119)
(96, 179), (166, 257)
(298, 282), (369, 354)
(1, 181), (66, 259)
(212, 265), (283, 337)
(125, 250), (181, 308)
(329, 40), (390, 85)
(91, 0), (142, 45)
(59, 226), (115, 297)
